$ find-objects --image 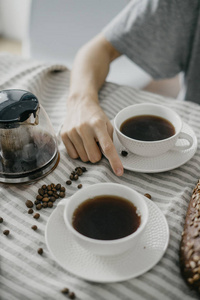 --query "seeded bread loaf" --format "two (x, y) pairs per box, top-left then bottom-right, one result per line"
(180, 180), (200, 292)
